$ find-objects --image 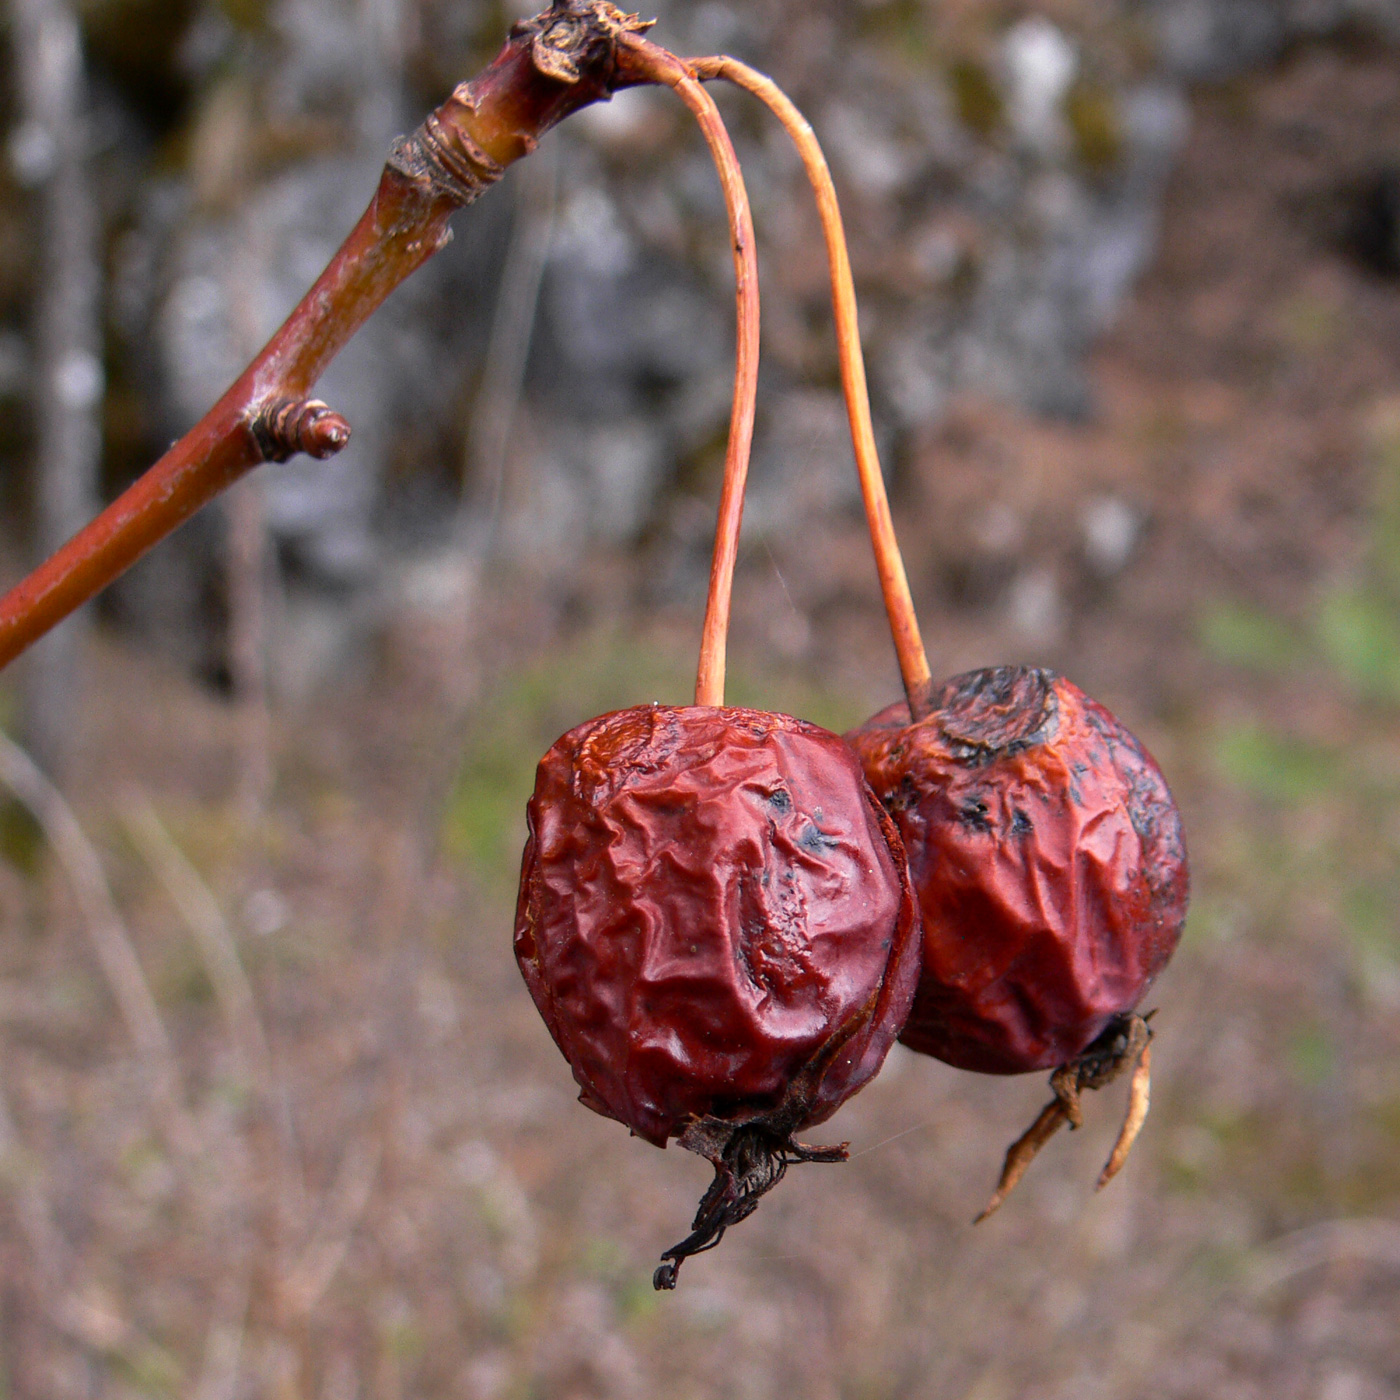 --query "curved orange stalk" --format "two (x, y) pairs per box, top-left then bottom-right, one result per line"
(690, 56), (933, 718)
(616, 37), (760, 710)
